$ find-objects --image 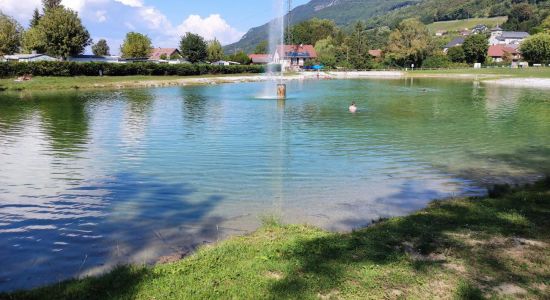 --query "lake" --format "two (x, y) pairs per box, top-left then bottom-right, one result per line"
(0, 78), (549, 291)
